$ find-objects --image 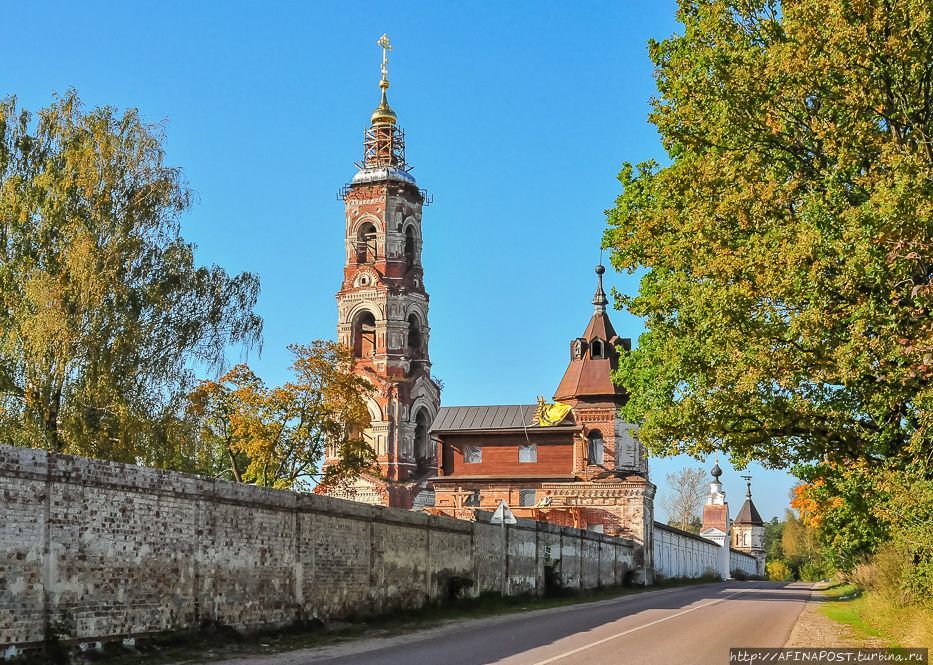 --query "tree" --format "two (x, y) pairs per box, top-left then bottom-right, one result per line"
(188, 341), (376, 490)
(605, 0), (932, 471)
(662, 466), (707, 532)
(766, 560), (794, 582)
(764, 516), (784, 562)
(0, 91), (262, 463)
